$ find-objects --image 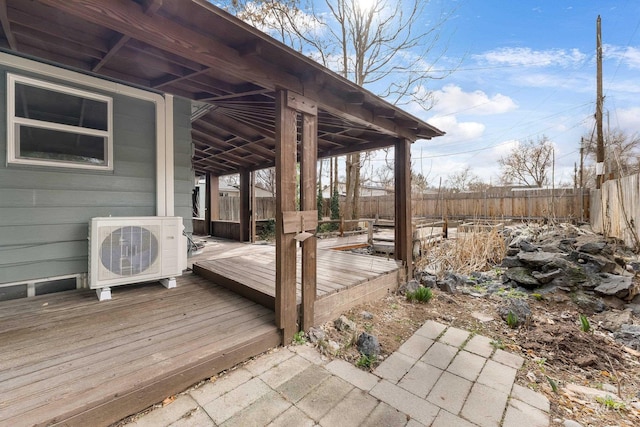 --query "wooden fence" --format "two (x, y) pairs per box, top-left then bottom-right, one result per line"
(359, 188), (589, 221)
(217, 188), (590, 222)
(590, 173), (640, 250)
